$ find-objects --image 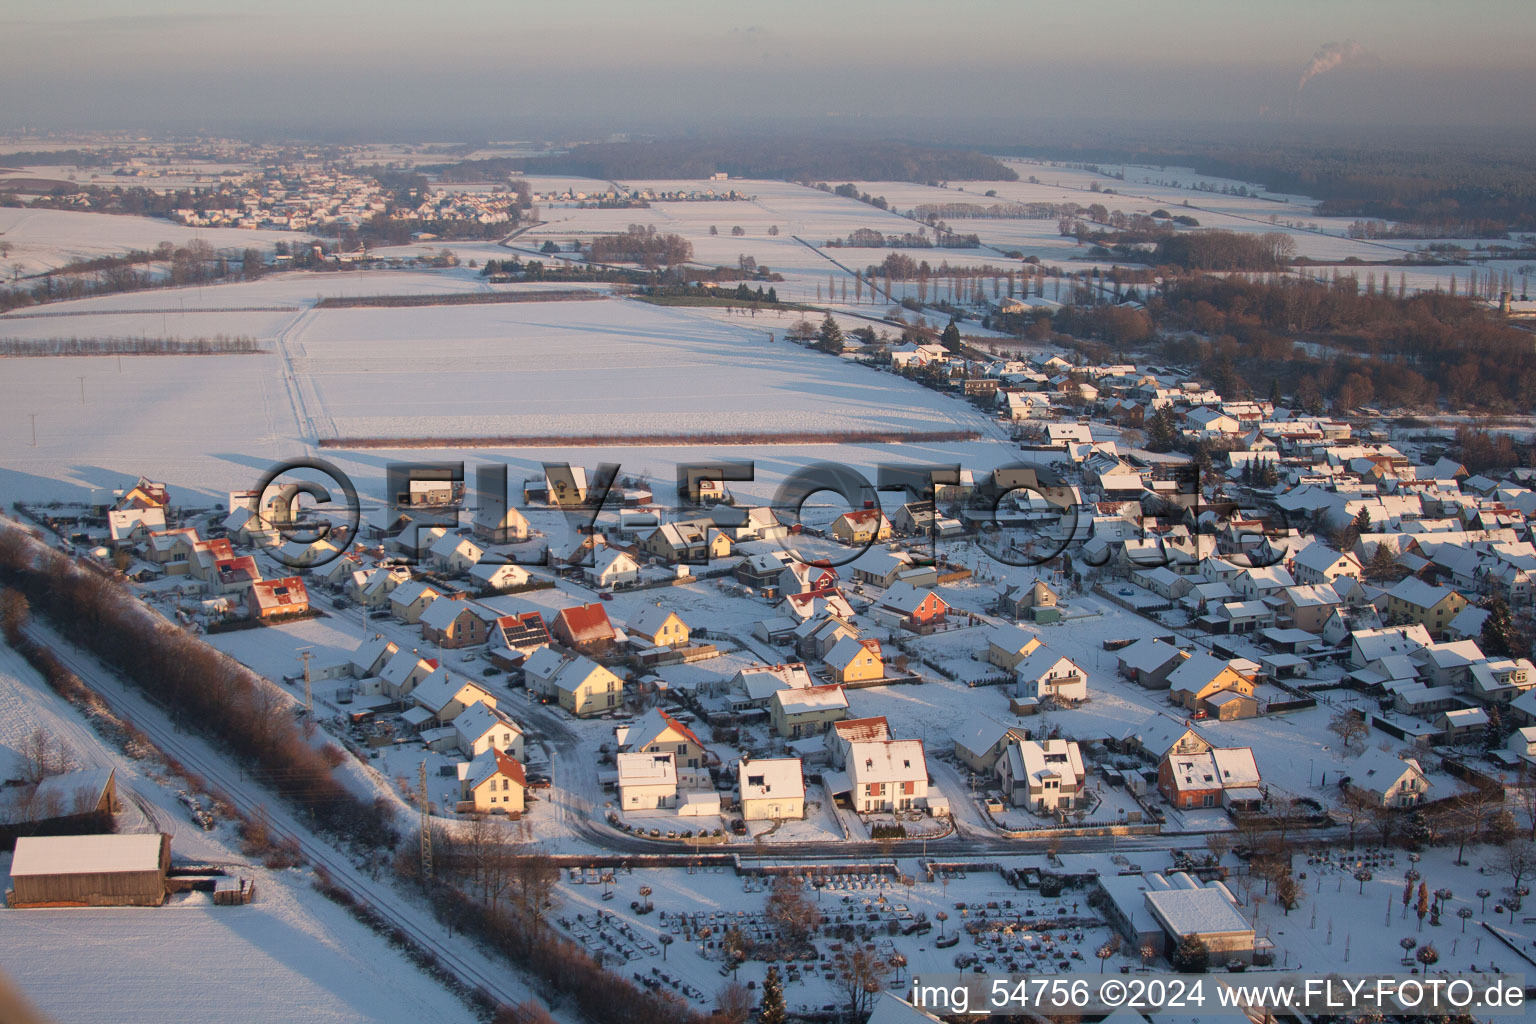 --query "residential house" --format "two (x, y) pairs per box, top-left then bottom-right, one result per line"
(952, 714), (1019, 773)
(420, 599), (497, 649)
(409, 668), (496, 727)
(641, 520), (730, 563)
(247, 577), (309, 620)
(770, 684), (849, 738)
(378, 649), (438, 700)
(619, 709), (708, 771)
(617, 752), (680, 811)
(1385, 578), (1468, 636)
(825, 717), (891, 768)
(453, 703), (525, 760)
(458, 748), (526, 814)
(736, 552), (790, 596)
(469, 561), (531, 593)
(872, 582), (949, 630)
(628, 606), (690, 648)
(730, 663), (815, 710)
(996, 578), (1060, 620)
(471, 498), (530, 544)
(1291, 543), (1363, 585)
(778, 561), (840, 596)
(1269, 584), (1341, 633)
(738, 758), (805, 820)
(998, 739), (1085, 812)
(1116, 638), (1186, 690)
(842, 740), (928, 813)
(549, 603), (619, 656)
(824, 637), (884, 684)
(1013, 645), (1088, 702)
(1157, 747), (1261, 810)
(1343, 749), (1429, 807)
(1166, 652), (1256, 716)
(428, 533), (485, 575)
(587, 548), (642, 589)
(1438, 706), (1490, 742)
(523, 648), (624, 717)
(389, 580), (442, 624)
(829, 509), (893, 545)
(487, 611), (551, 670)
(108, 507), (166, 546)
(1348, 624), (1433, 669)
